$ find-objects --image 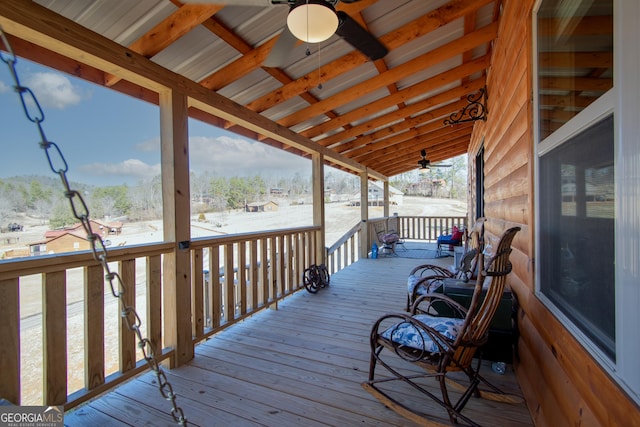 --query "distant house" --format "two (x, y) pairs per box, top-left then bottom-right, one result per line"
(245, 201), (279, 212)
(33, 219), (123, 256)
(30, 231), (91, 256)
(349, 181), (403, 206)
(269, 188), (287, 197)
(44, 219), (123, 239)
